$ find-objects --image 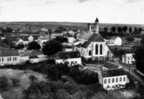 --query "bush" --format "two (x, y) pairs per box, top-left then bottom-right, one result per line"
(0, 76), (10, 92)
(11, 78), (20, 87)
(23, 82), (53, 99)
